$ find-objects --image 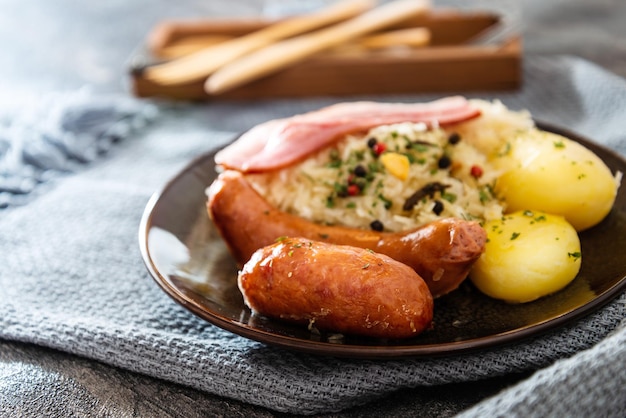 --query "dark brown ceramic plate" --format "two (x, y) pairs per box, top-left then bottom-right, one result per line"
(139, 123), (626, 359)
